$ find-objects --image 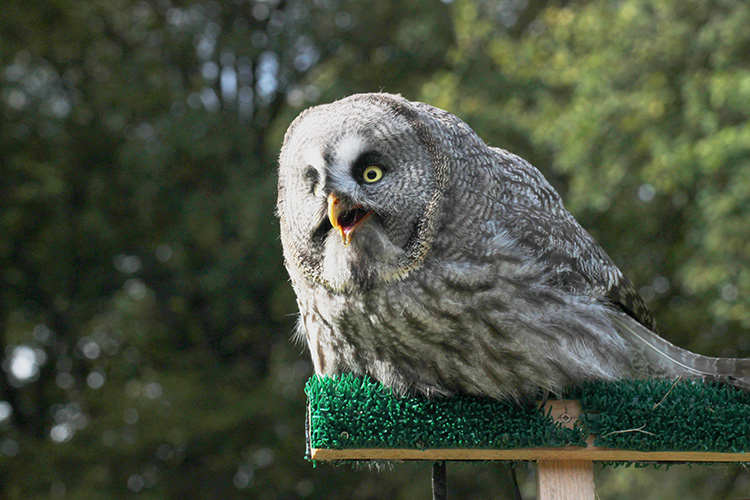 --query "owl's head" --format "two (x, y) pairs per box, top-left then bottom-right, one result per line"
(277, 93), (484, 293)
